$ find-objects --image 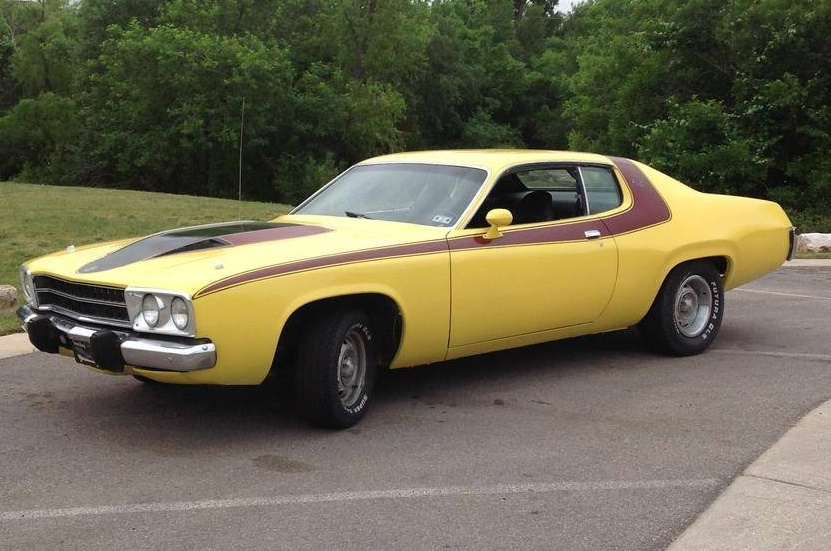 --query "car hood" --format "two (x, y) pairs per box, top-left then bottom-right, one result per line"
(24, 215), (450, 295)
